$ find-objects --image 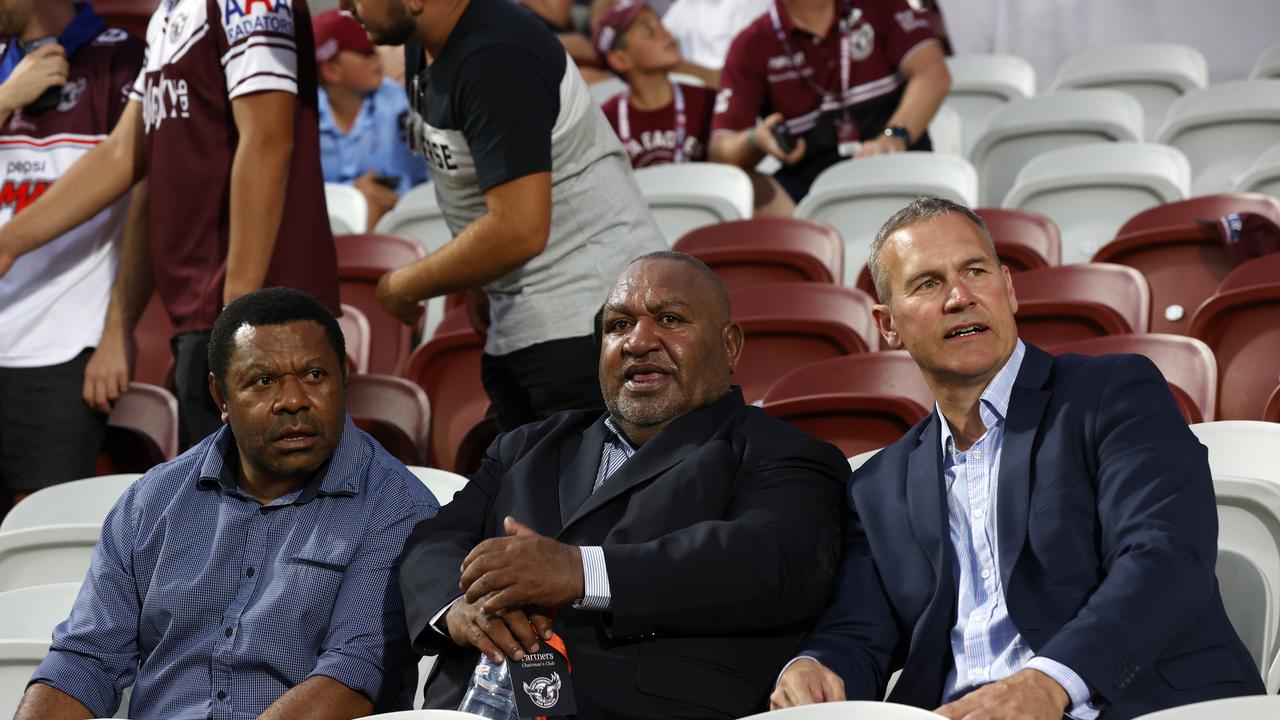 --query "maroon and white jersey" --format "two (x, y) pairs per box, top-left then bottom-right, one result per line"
(129, 0), (339, 335)
(0, 26), (143, 367)
(600, 83), (716, 169)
